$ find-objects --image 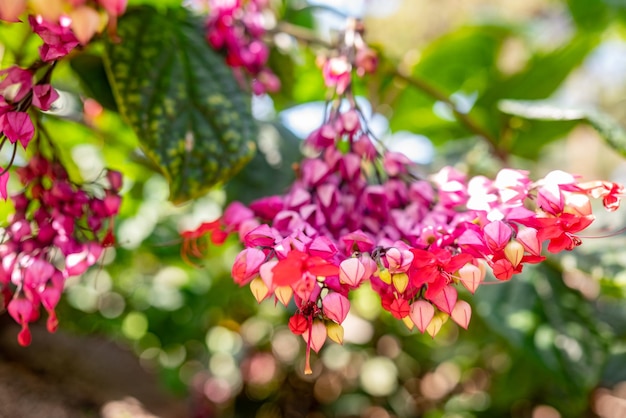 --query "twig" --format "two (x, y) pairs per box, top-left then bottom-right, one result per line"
(393, 70), (506, 161)
(272, 21), (507, 161)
